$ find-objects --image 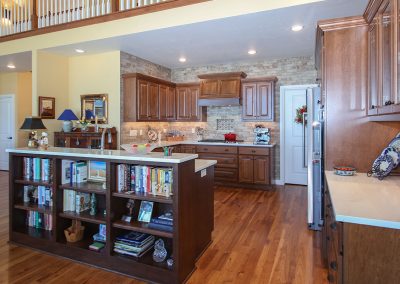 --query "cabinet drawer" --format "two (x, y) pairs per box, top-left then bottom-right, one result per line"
(239, 147), (270, 156)
(196, 145), (237, 154)
(198, 153), (238, 168)
(215, 168), (238, 182)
